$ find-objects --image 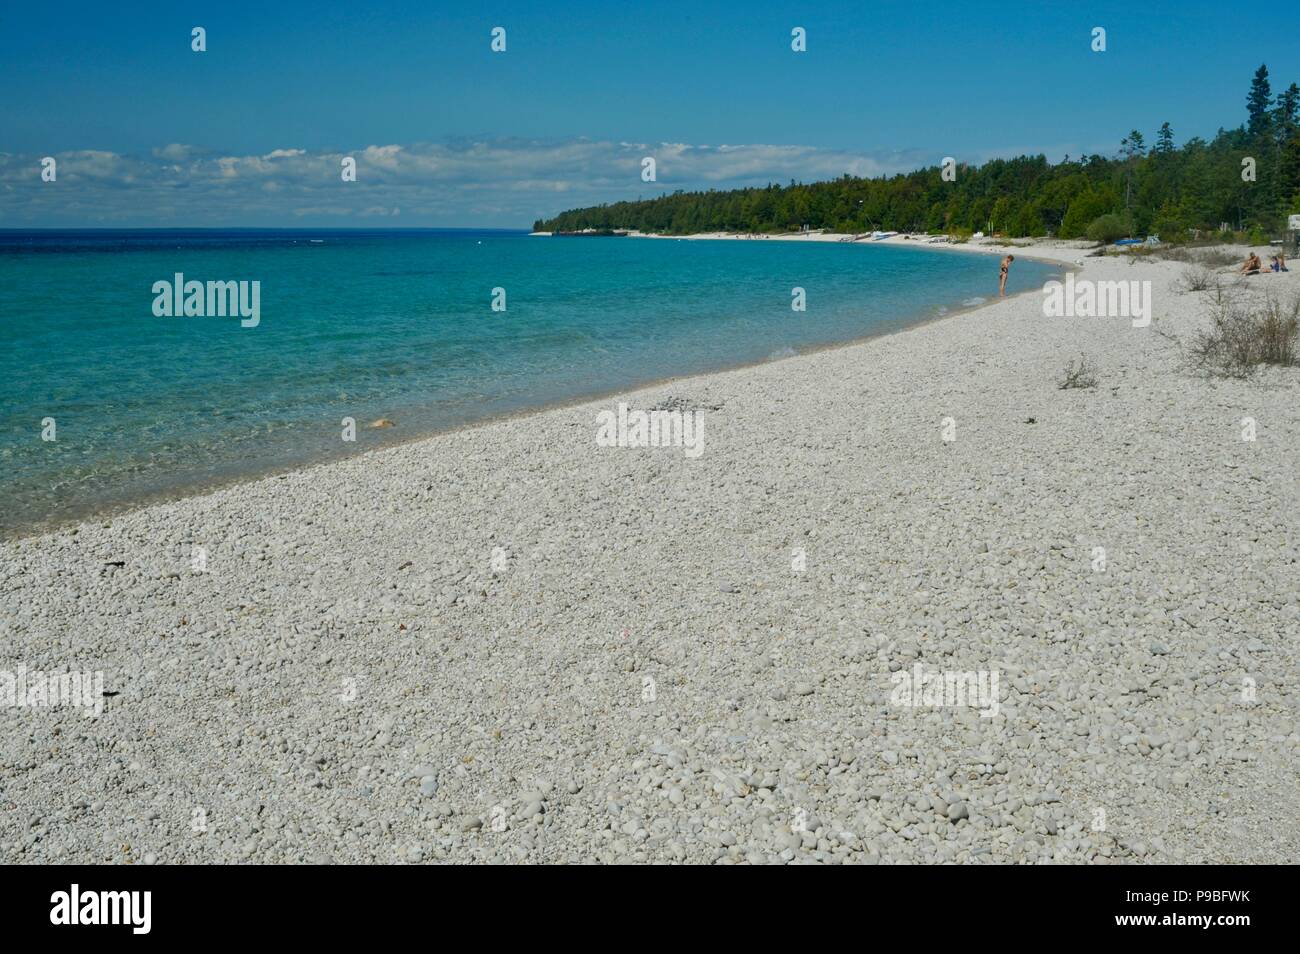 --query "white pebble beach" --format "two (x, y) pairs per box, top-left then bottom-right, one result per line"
(4, 238), (1298, 864)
